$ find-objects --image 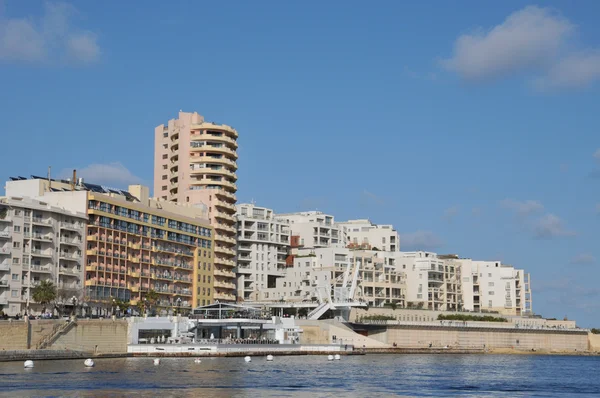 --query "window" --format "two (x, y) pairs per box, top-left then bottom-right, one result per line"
(162, 165), (167, 170)
(13, 225), (20, 232)
(162, 186), (167, 191)
(14, 210), (21, 216)
(463, 277), (470, 282)
(163, 132), (168, 137)
(488, 273), (492, 277)
(489, 291), (494, 295)
(12, 274), (18, 280)
(382, 237), (386, 244)
(11, 290), (18, 298)
(12, 242), (20, 248)
(488, 282), (494, 287)
(163, 144), (168, 149)
(162, 154), (168, 159)
(488, 300), (493, 308)
(162, 175), (167, 180)
(12, 258), (19, 264)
